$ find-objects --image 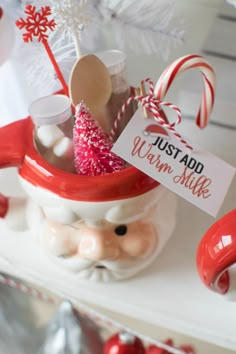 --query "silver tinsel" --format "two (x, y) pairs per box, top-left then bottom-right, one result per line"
(38, 301), (104, 354)
(0, 275), (104, 354)
(0, 277), (45, 354)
